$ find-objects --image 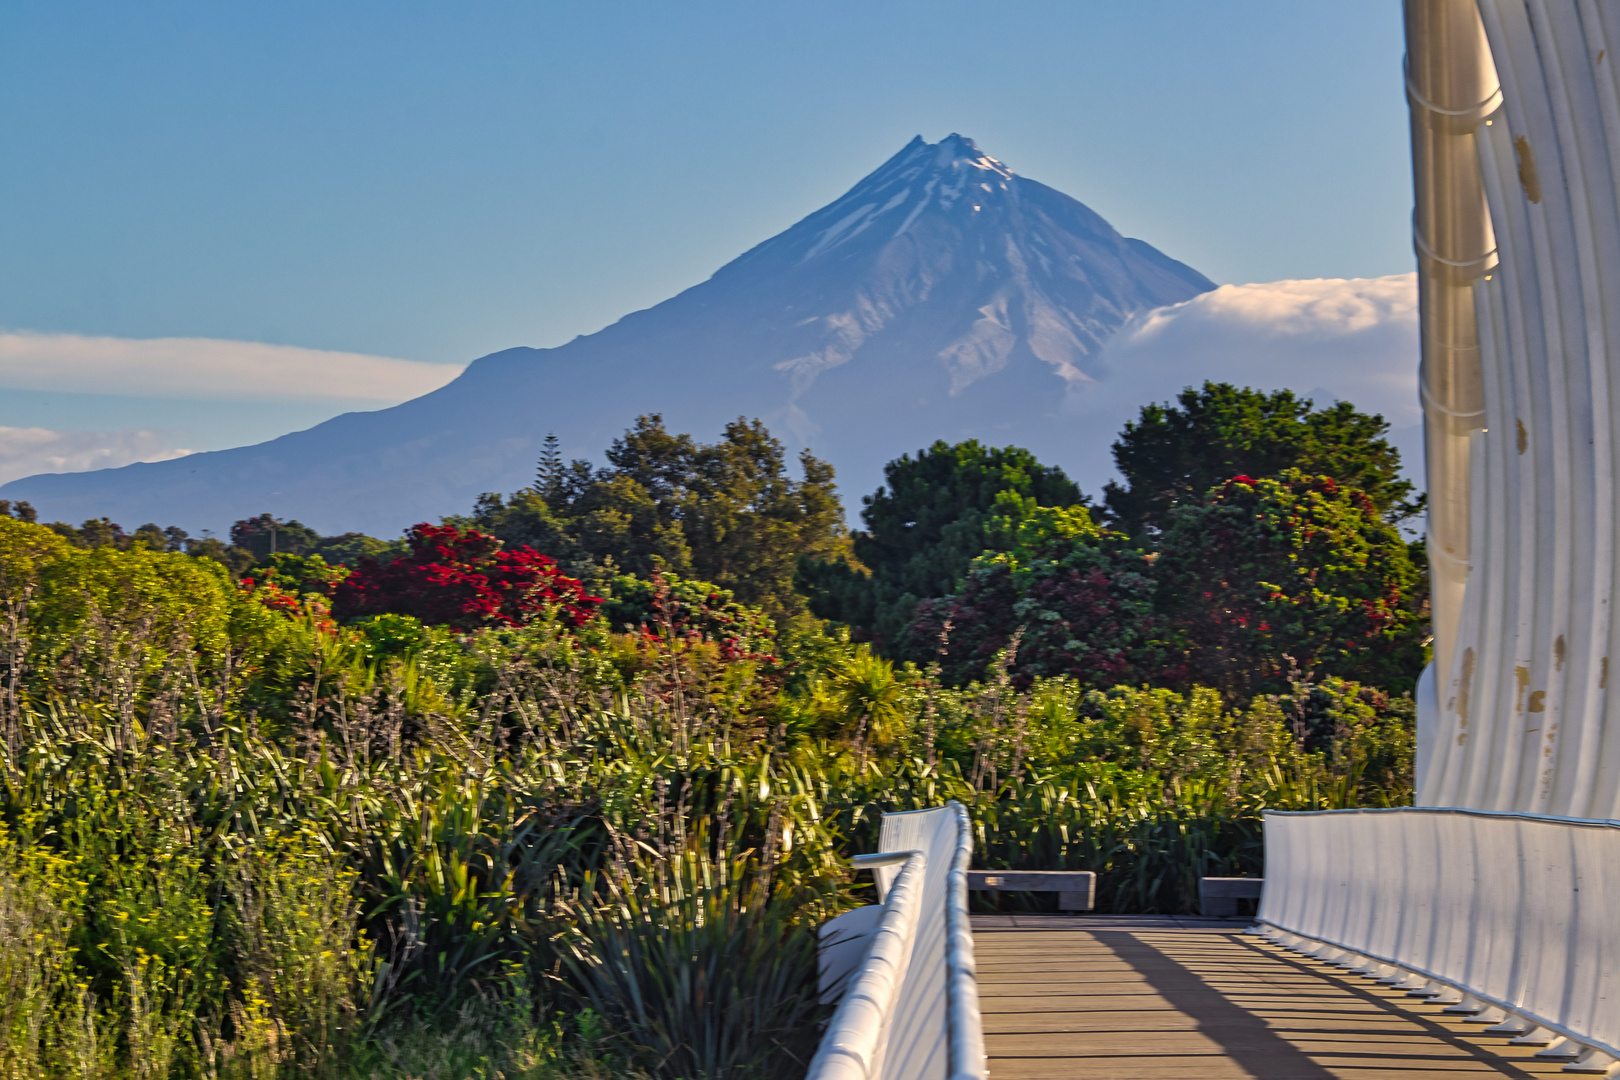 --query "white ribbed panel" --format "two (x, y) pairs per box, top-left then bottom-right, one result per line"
(808, 803), (986, 1080)
(1260, 809), (1620, 1058)
(1408, 0), (1496, 697)
(809, 851), (927, 1080)
(1424, 0), (1620, 816)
